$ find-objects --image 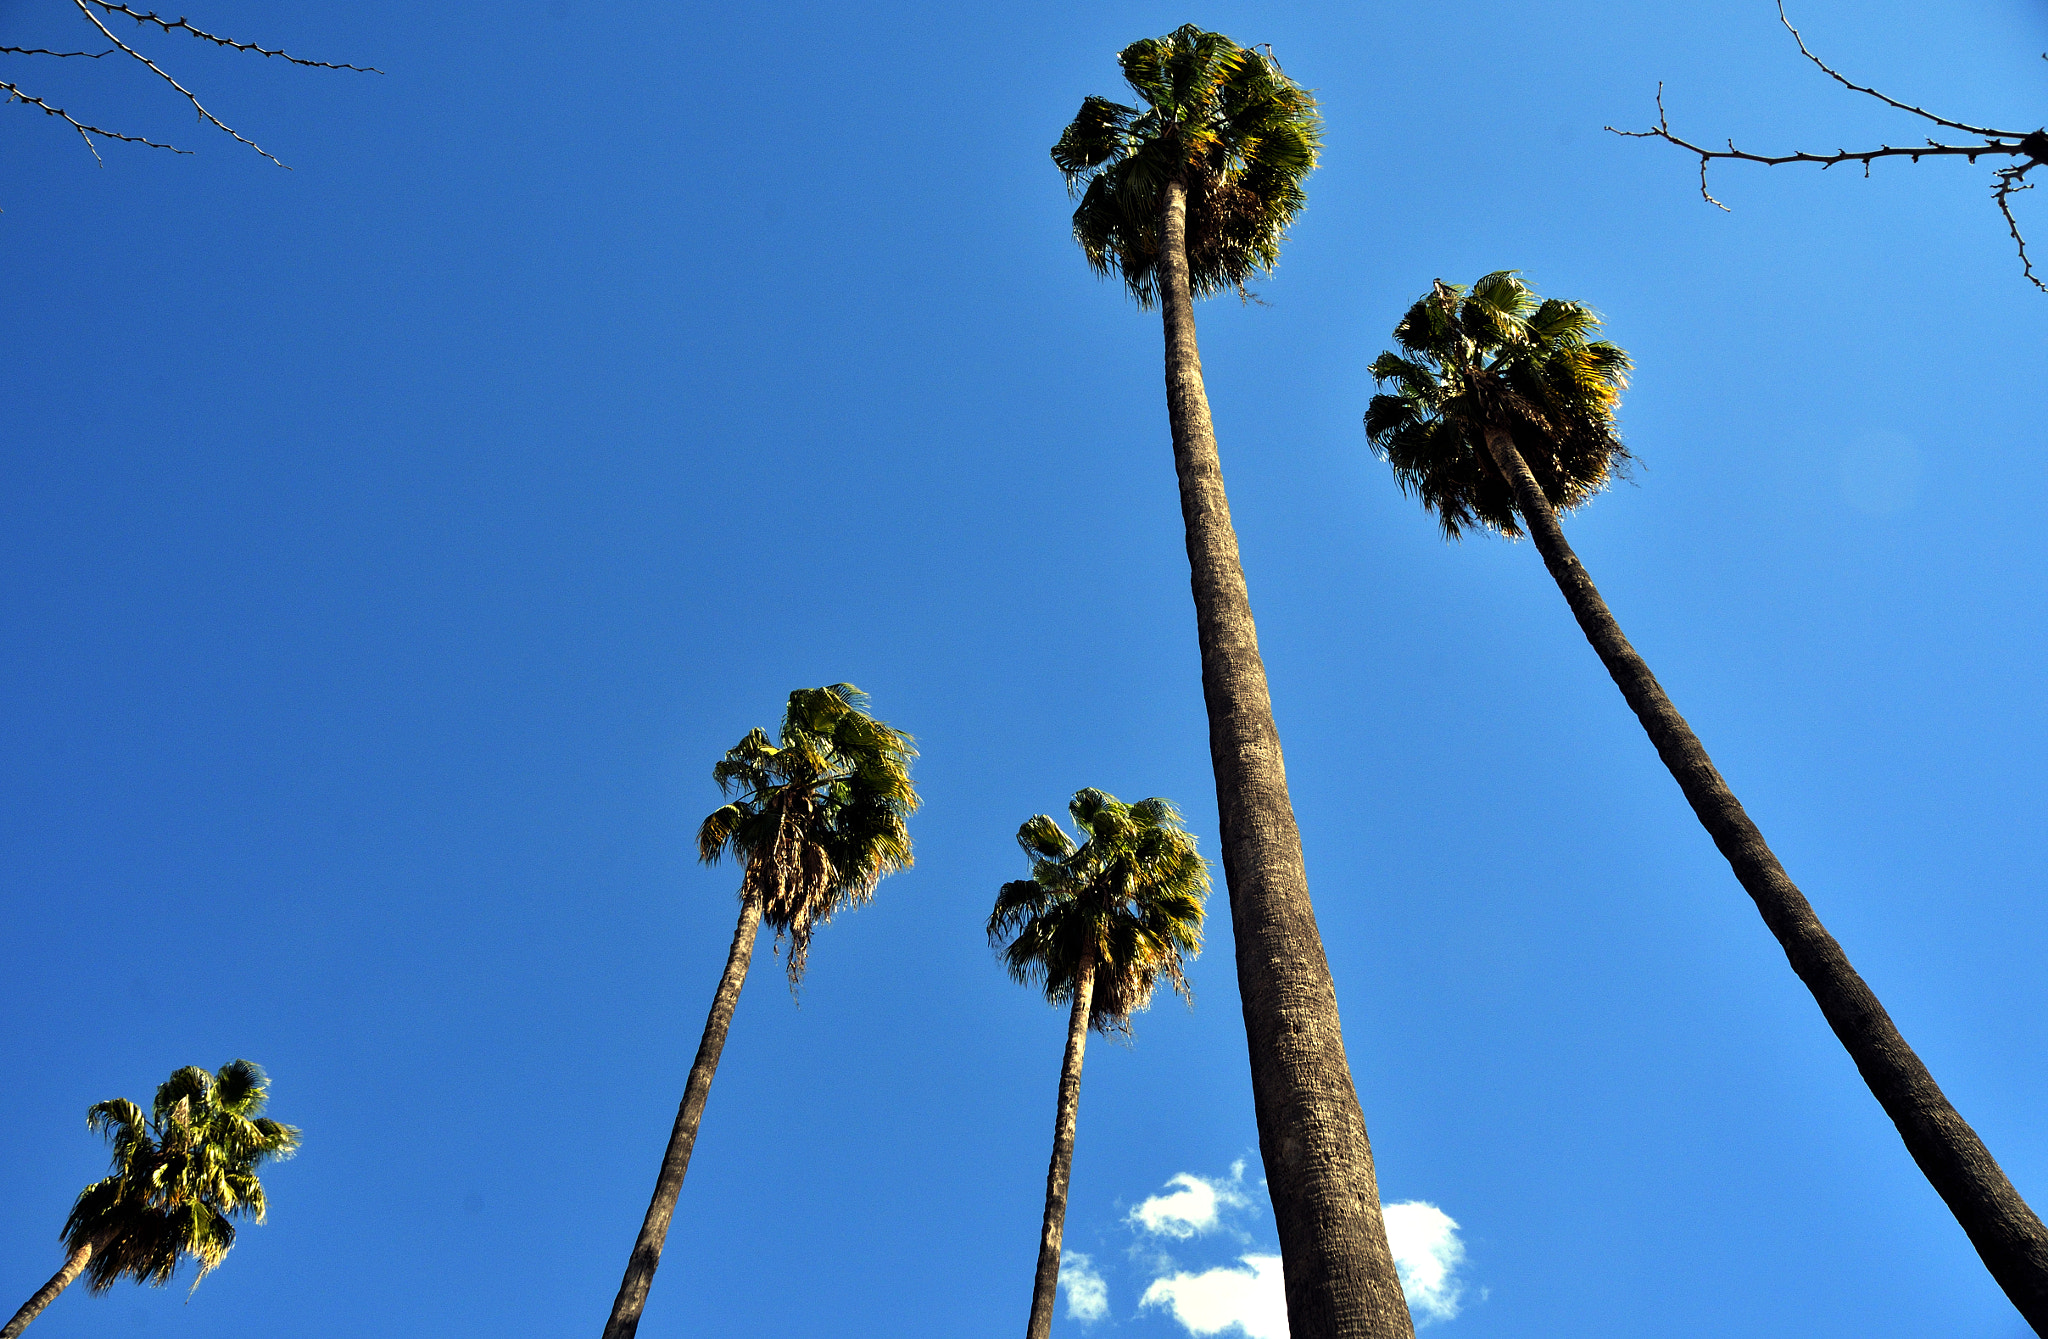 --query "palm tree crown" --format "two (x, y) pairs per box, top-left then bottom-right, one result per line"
(63, 1060), (299, 1293)
(1051, 24), (1320, 306)
(697, 683), (918, 987)
(987, 789), (1207, 1033)
(1366, 271), (1634, 539)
